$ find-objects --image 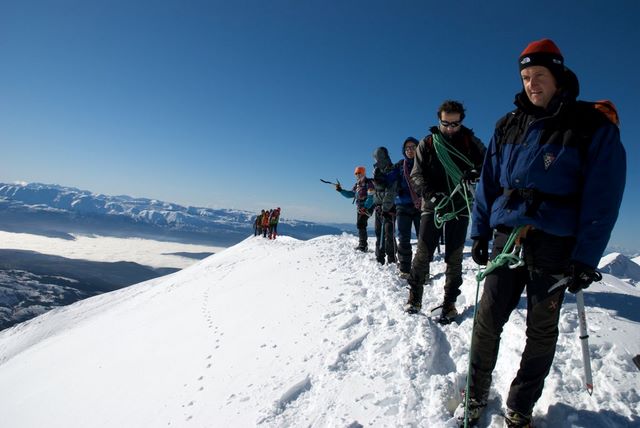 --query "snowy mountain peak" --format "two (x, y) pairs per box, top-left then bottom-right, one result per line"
(598, 252), (640, 284)
(0, 235), (638, 427)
